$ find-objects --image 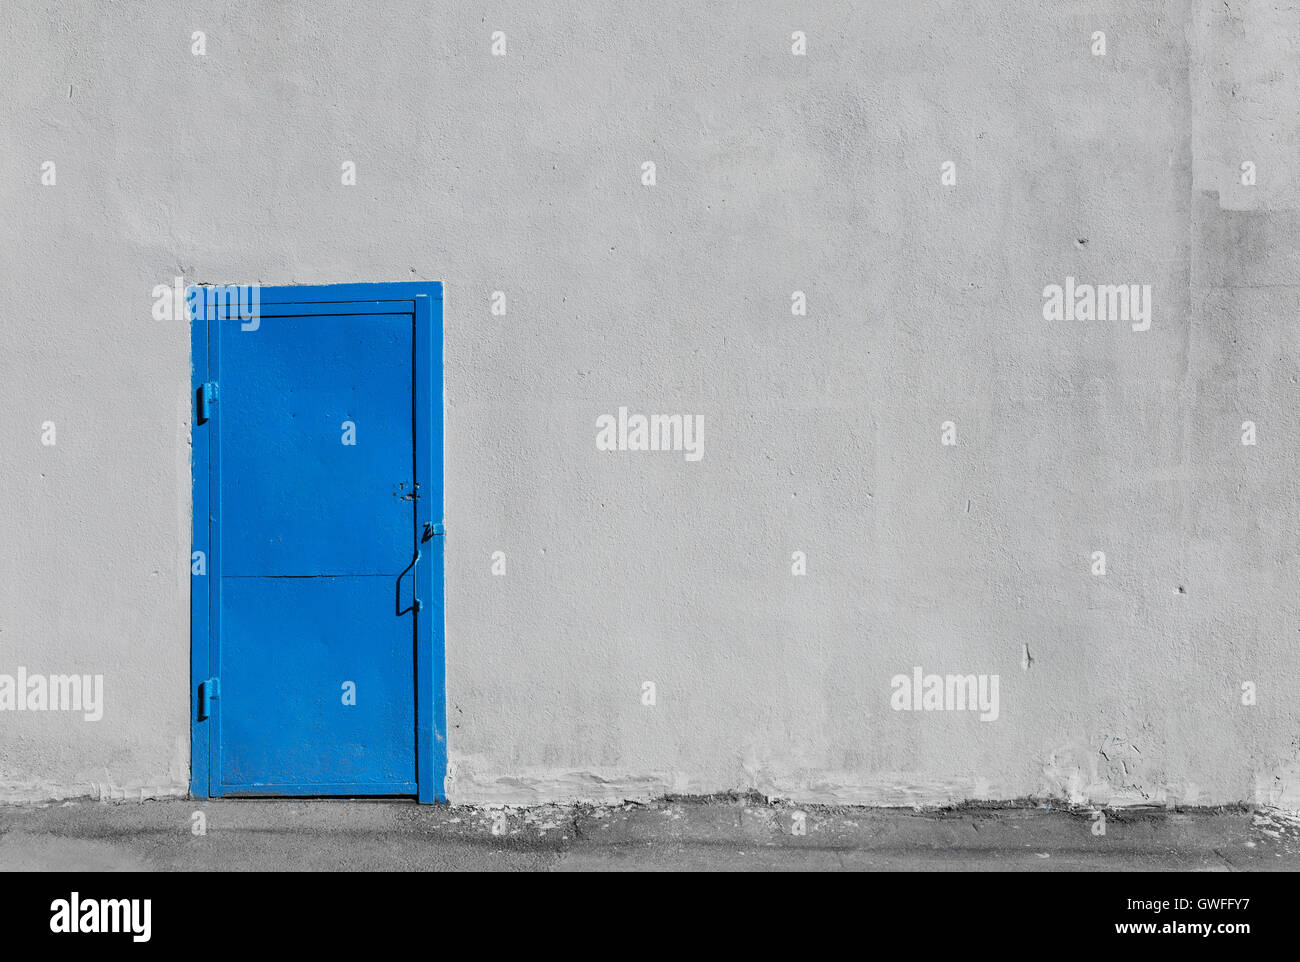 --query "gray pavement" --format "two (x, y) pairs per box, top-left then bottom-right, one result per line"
(1, 795), (1297, 872)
